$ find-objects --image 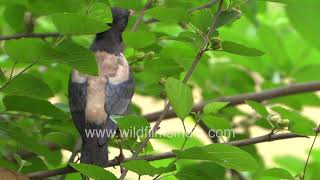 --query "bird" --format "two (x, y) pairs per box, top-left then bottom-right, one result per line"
(68, 7), (135, 167)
